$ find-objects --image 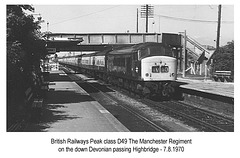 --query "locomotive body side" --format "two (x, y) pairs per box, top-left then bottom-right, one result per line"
(107, 51), (134, 79)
